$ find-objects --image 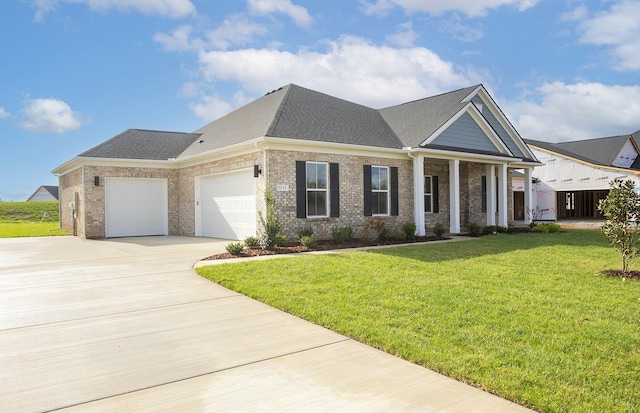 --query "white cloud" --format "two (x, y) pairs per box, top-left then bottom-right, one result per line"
(0, 107), (9, 119)
(248, 0), (313, 27)
(439, 14), (484, 42)
(20, 98), (87, 134)
(195, 35), (476, 110)
(574, 1), (640, 71)
(154, 25), (202, 52)
(31, 0), (196, 20)
(385, 22), (418, 47)
(189, 91), (253, 122)
(31, 0), (57, 22)
(155, 16), (269, 52)
(361, 0), (540, 17)
(506, 82), (640, 142)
